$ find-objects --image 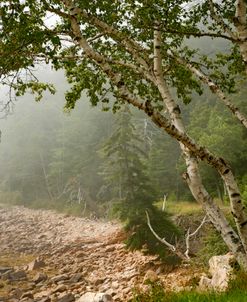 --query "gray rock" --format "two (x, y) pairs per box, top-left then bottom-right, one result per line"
(33, 273), (47, 284)
(28, 259), (45, 271)
(0, 267), (13, 274)
(199, 253), (236, 291)
(69, 273), (83, 283)
(10, 288), (23, 299)
(199, 275), (212, 291)
(57, 293), (75, 302)
(36, 297), (51, 302)
(77, 292), (112, 302)
(143, 270), (159, 283)
(20, 298), (34, 302)
(50, 274), (69, 283)
(20, 291), (34, 299)
(52, 284), (68, 293)
(3, 270), (27, 281)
